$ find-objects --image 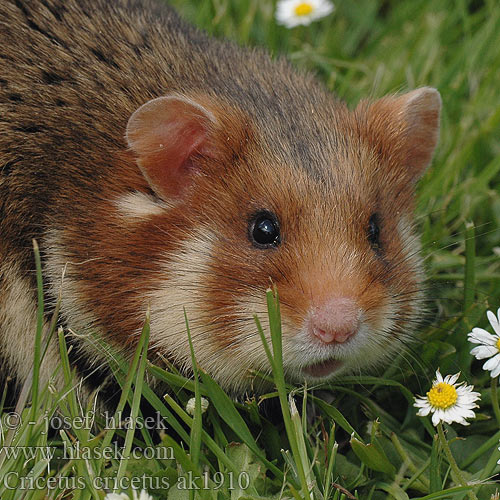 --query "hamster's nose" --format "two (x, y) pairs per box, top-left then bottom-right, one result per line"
(310, 298), (360, 344)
